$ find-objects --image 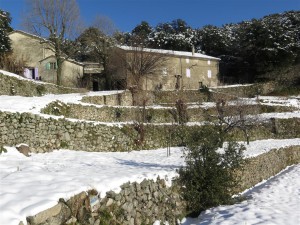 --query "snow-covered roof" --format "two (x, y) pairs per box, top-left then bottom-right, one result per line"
(9, 30), (50, 43)
(117, 45), (221, 60)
